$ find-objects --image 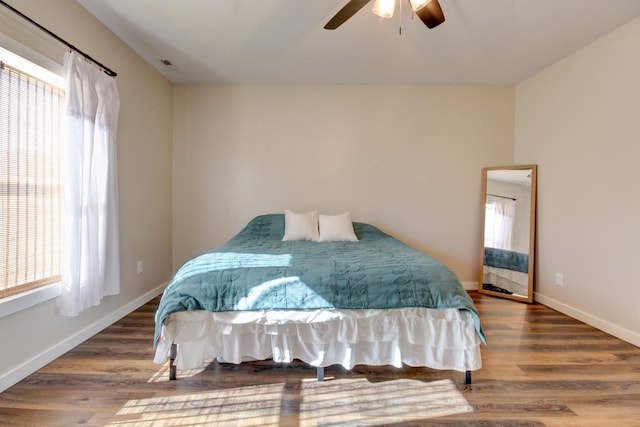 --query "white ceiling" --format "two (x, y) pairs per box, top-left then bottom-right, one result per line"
(75, 0), (640, 85)
(488, 169), (532, 186)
